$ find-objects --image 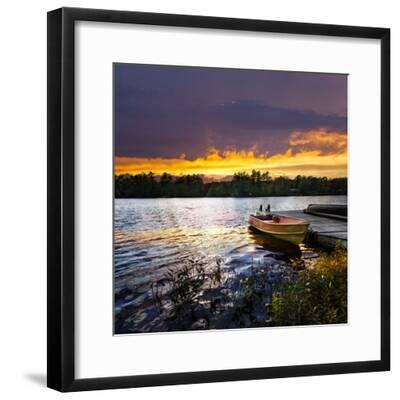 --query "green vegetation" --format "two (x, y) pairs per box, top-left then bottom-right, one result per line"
(115, 170), (347, 198)
(153, 257), (224, 321)
(270, 243), (347, 326)
(150, 257), (229, 331)
(149, 244), (347, 331)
